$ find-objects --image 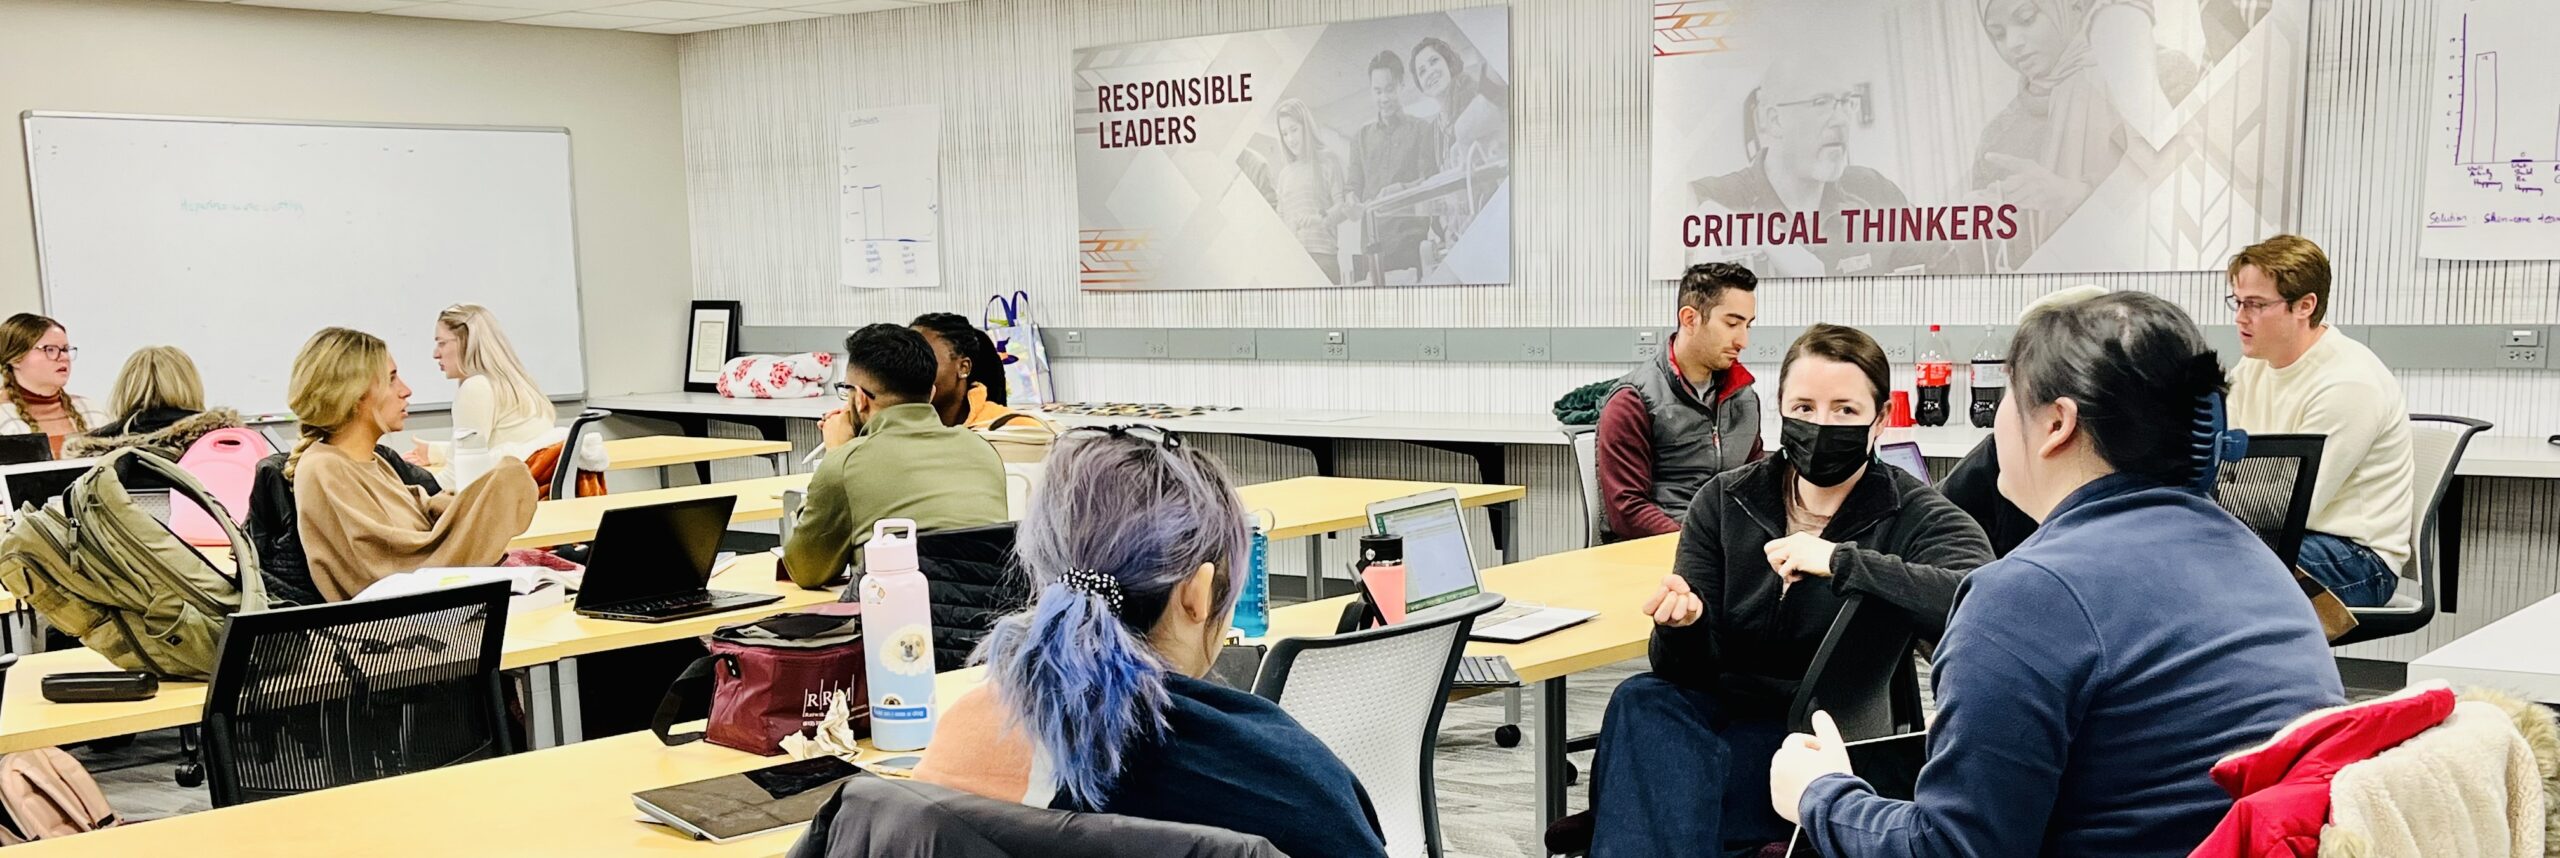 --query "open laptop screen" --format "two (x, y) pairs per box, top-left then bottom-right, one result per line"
(1878, 441), (1930, 483)
(0, 458), (94, 513)
(1369, 490), (1480, 613)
